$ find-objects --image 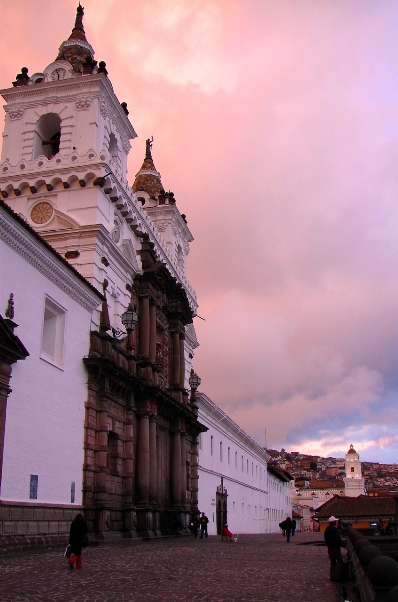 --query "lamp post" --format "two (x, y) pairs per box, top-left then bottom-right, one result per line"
(121, 304), (138, 351)
(189, 369), (201, 407)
